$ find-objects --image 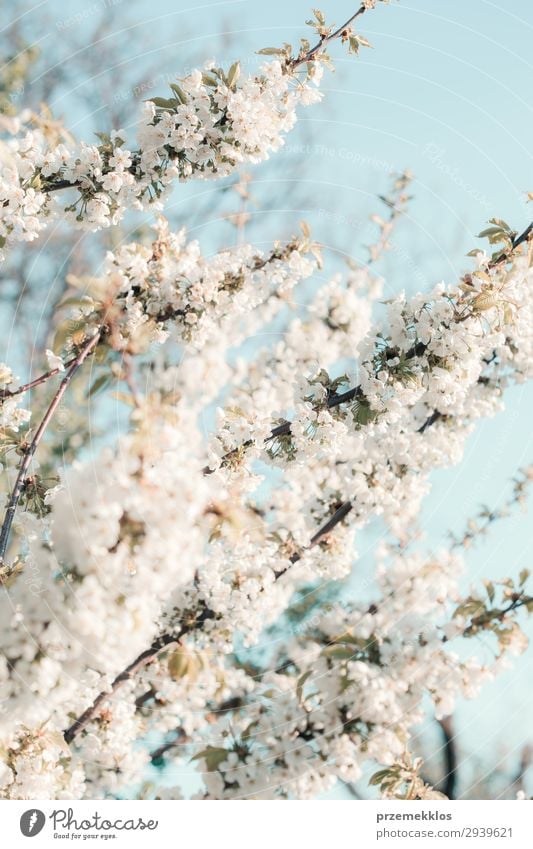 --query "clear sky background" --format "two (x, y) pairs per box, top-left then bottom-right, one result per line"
(7, 0), (533, 797)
